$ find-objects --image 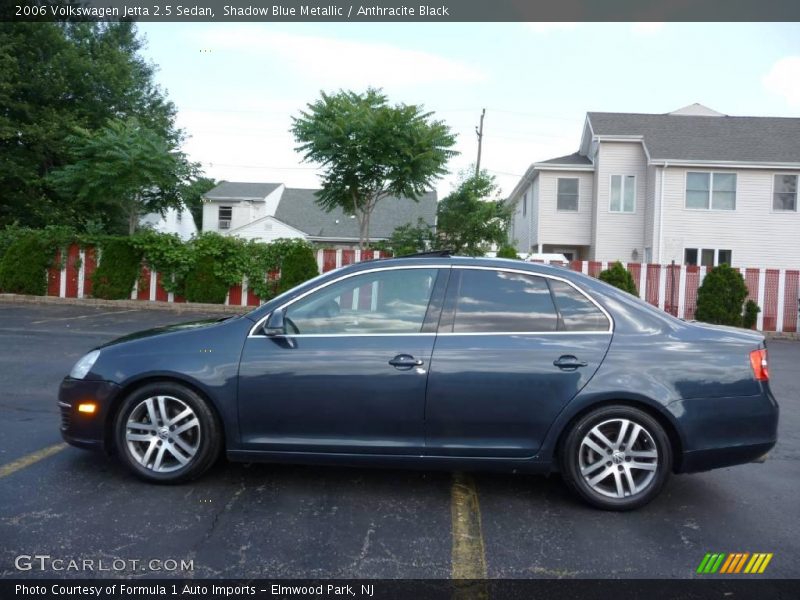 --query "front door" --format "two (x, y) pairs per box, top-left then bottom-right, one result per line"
(425, 267), (612, 458)
(238, 266), (446, 455)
